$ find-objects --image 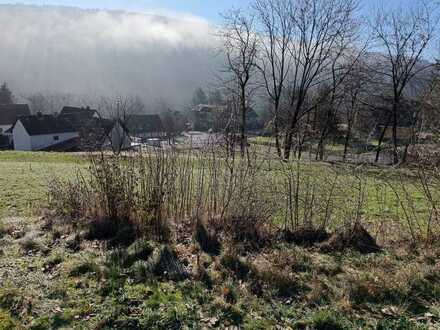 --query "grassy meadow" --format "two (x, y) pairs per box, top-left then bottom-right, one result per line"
(0, 150), (440, 329)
